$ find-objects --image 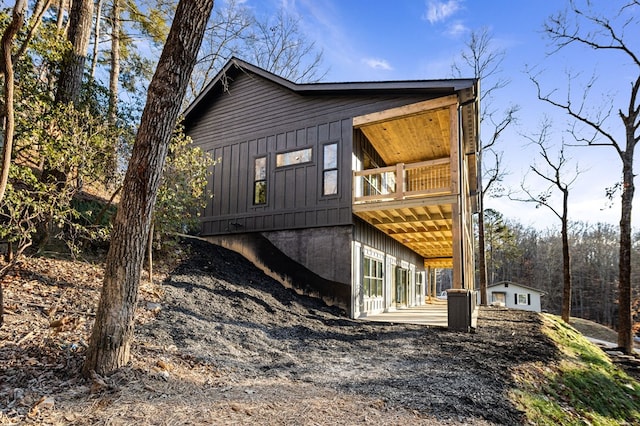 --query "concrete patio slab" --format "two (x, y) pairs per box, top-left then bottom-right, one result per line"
(361, 300), (448, 327)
